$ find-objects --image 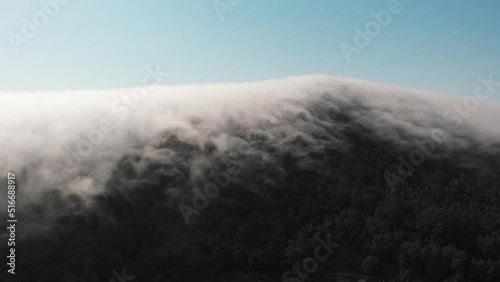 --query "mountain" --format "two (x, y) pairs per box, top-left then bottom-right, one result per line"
(1, 75), (500, 281)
